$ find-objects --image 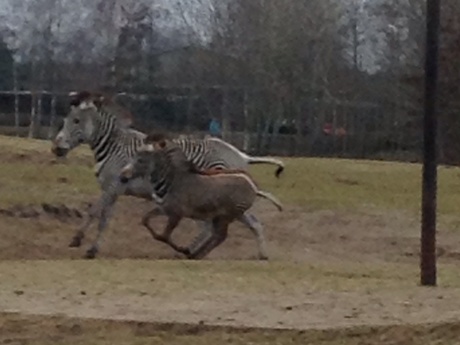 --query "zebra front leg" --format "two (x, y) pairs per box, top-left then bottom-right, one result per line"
(69, 199), (101, 248)
(142, 210), (189, 255)
(158, 215), (189, 254)
(141, 207), (173, 242)
(85, 192), (118, 259)
(237, 212), (269, 260)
